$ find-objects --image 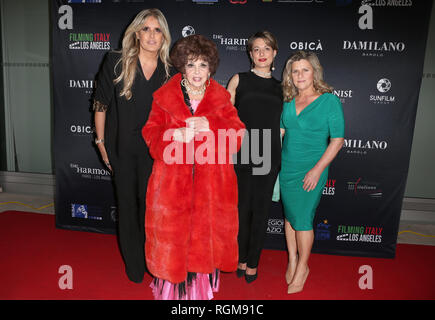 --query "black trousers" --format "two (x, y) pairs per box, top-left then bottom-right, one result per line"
(236, 167), (279, 269)
(112, 142), (152, 283)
